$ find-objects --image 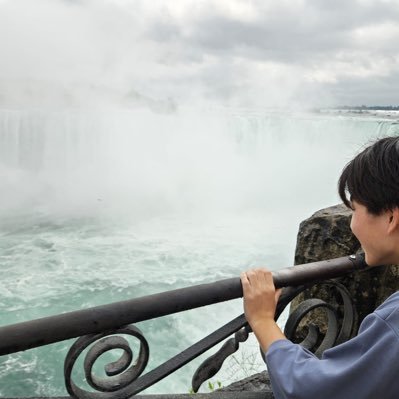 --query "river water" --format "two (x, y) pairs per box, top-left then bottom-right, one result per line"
(0, 108), (398, 396)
